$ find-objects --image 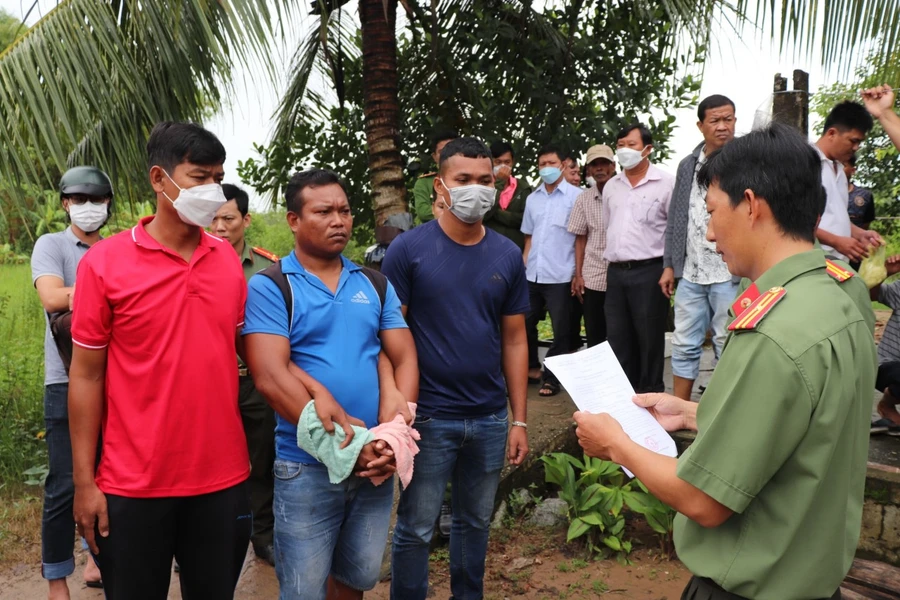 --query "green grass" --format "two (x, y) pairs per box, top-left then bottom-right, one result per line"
(0, 264), (47, 488)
